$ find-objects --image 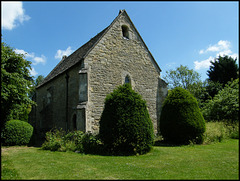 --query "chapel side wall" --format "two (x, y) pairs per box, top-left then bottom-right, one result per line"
(85, 13), (161, 134)
(67, 63), (82, 131)
(34, 64), (81, 140)
(35, 75), (66, 133)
